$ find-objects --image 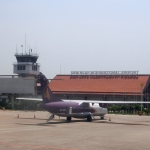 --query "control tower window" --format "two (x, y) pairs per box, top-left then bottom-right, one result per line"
(32, 65), (37, 71)
(23, 66), (25, 70)
(17, 65), (25, 70)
